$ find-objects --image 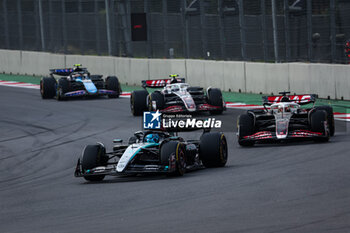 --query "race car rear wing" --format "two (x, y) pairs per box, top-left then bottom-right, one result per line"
(262, 94), (317, 105)
(142, 78), (186, 88)
(49, 67), (88, 76)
